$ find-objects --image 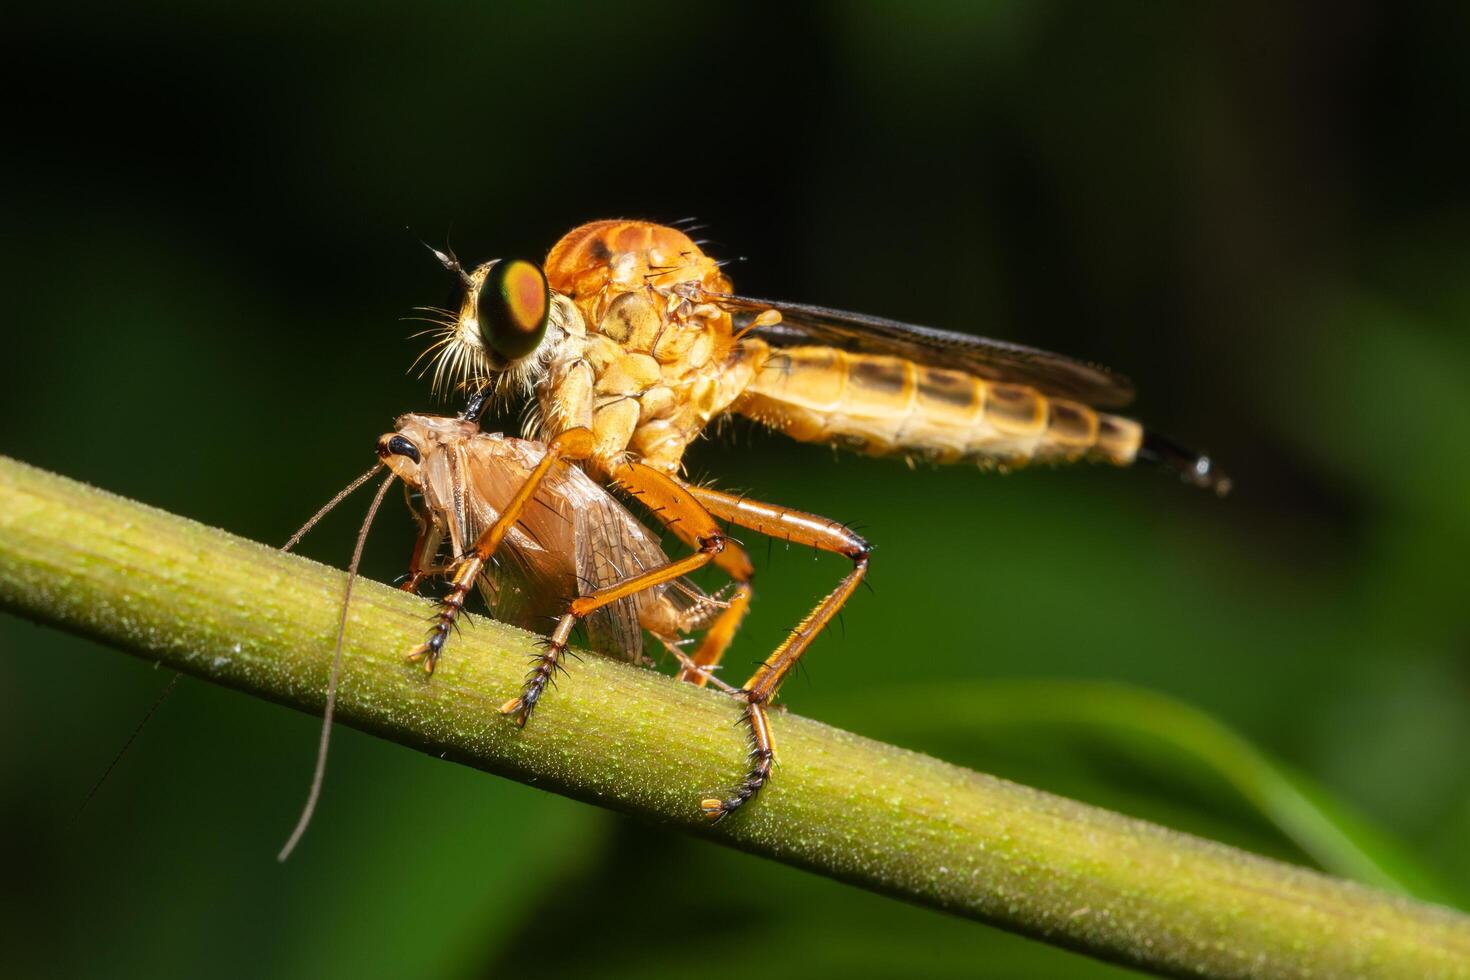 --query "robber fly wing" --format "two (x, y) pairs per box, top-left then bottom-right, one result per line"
(711, 290), (1136, 409)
